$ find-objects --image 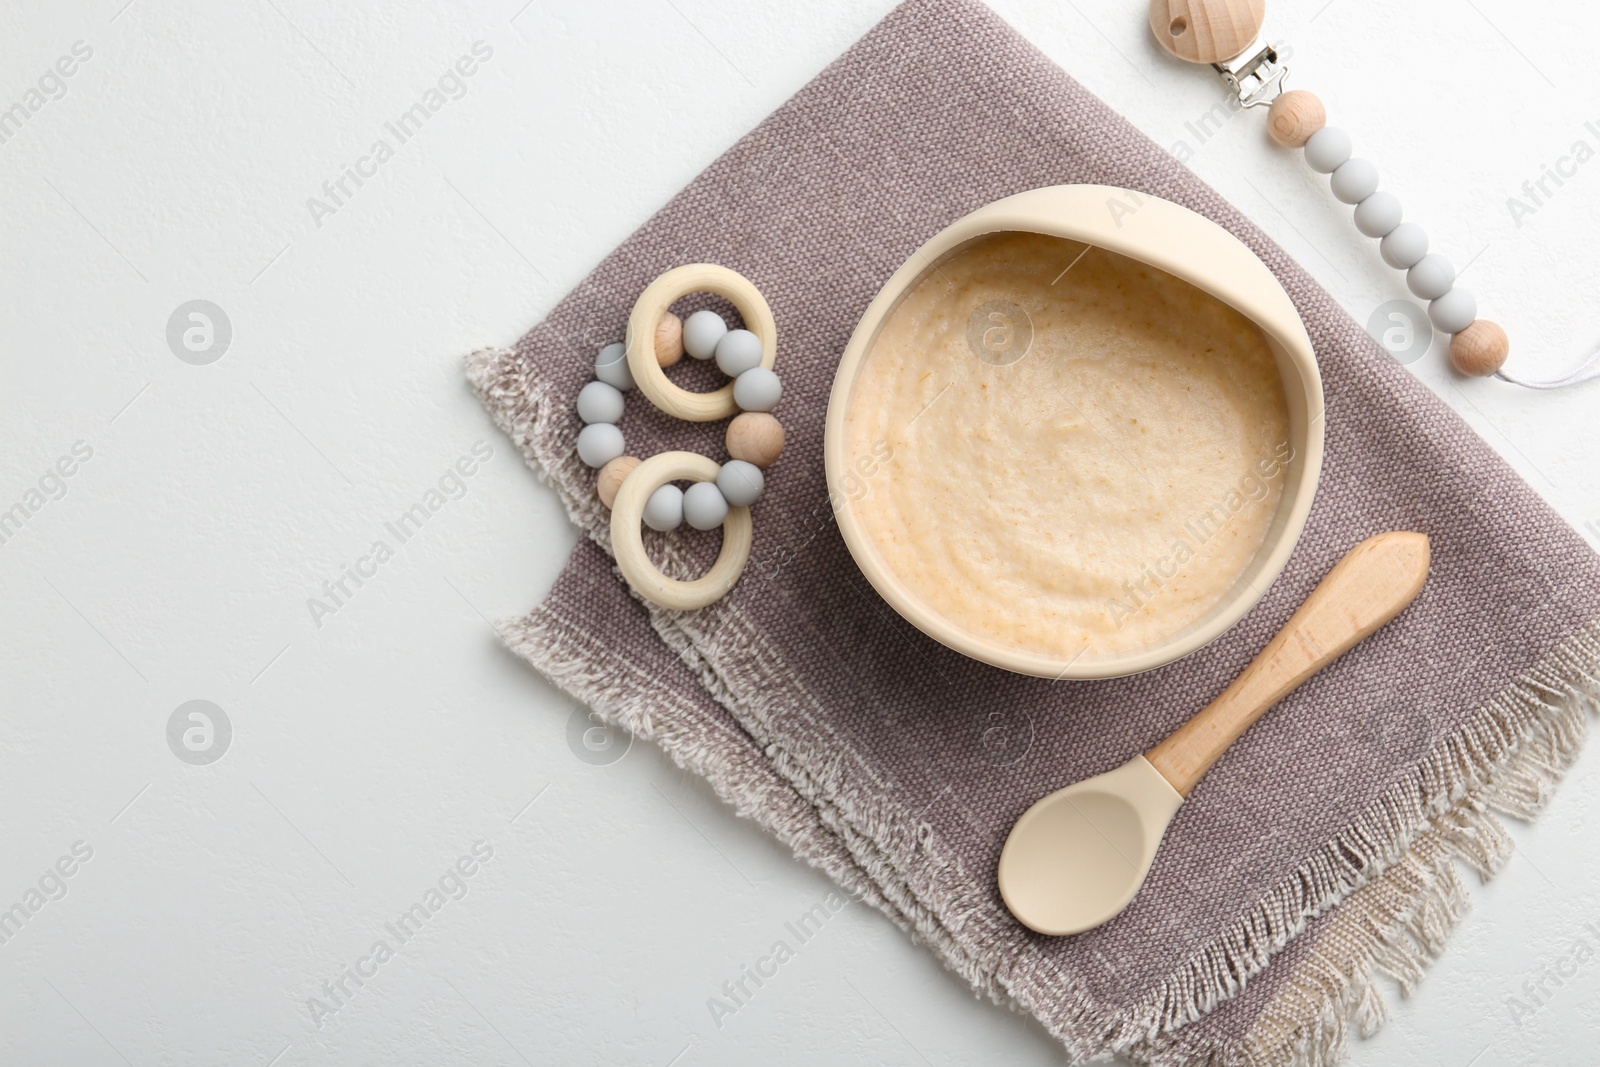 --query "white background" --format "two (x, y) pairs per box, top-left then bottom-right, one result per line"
(2, 1), (1598, 1064)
